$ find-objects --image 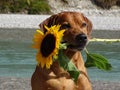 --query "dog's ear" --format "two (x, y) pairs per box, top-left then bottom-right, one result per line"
(83, 16), (93, 38)
(39, 14), (59, 33)
(39, 18), (49, 32)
